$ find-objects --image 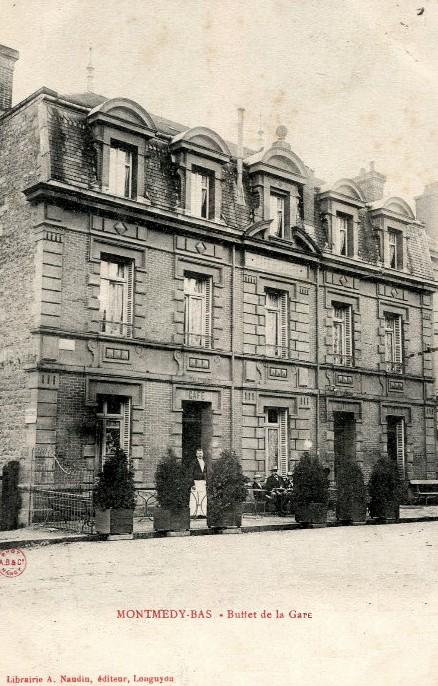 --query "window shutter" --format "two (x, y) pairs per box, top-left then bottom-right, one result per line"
(397, 233), (404, 269)
(347, 218), (354, 256)
(207, 174), (214, 219)
(396, 418), (405, 478)
(203, 278), (212, 348)
(394, 316), (402, 365)
(279, 410), (288, 476)
(121, 399), (131, 458)
(191, 171), (202, 217)
(280, 292), (288, 358)
(126, 262), (134, 338)
(334, 216), (342, 253)
(344, 306), (352, 363)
